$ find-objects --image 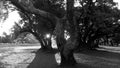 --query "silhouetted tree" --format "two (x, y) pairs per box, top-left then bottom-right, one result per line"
(2, 0), (120, 66)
